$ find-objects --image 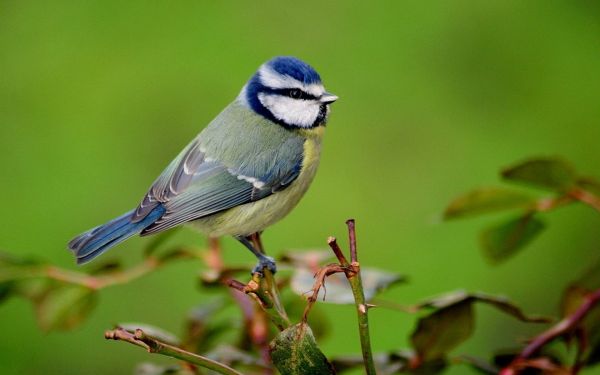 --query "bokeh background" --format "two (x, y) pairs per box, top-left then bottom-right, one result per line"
(1, 1), (600, 374)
